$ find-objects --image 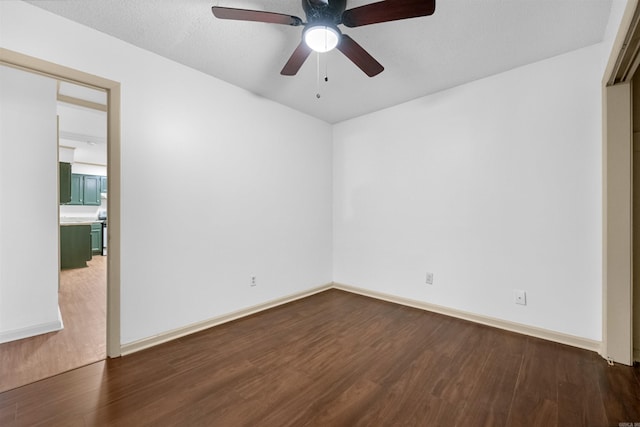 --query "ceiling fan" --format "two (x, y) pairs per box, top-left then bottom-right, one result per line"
(211, 0), (436, 77)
